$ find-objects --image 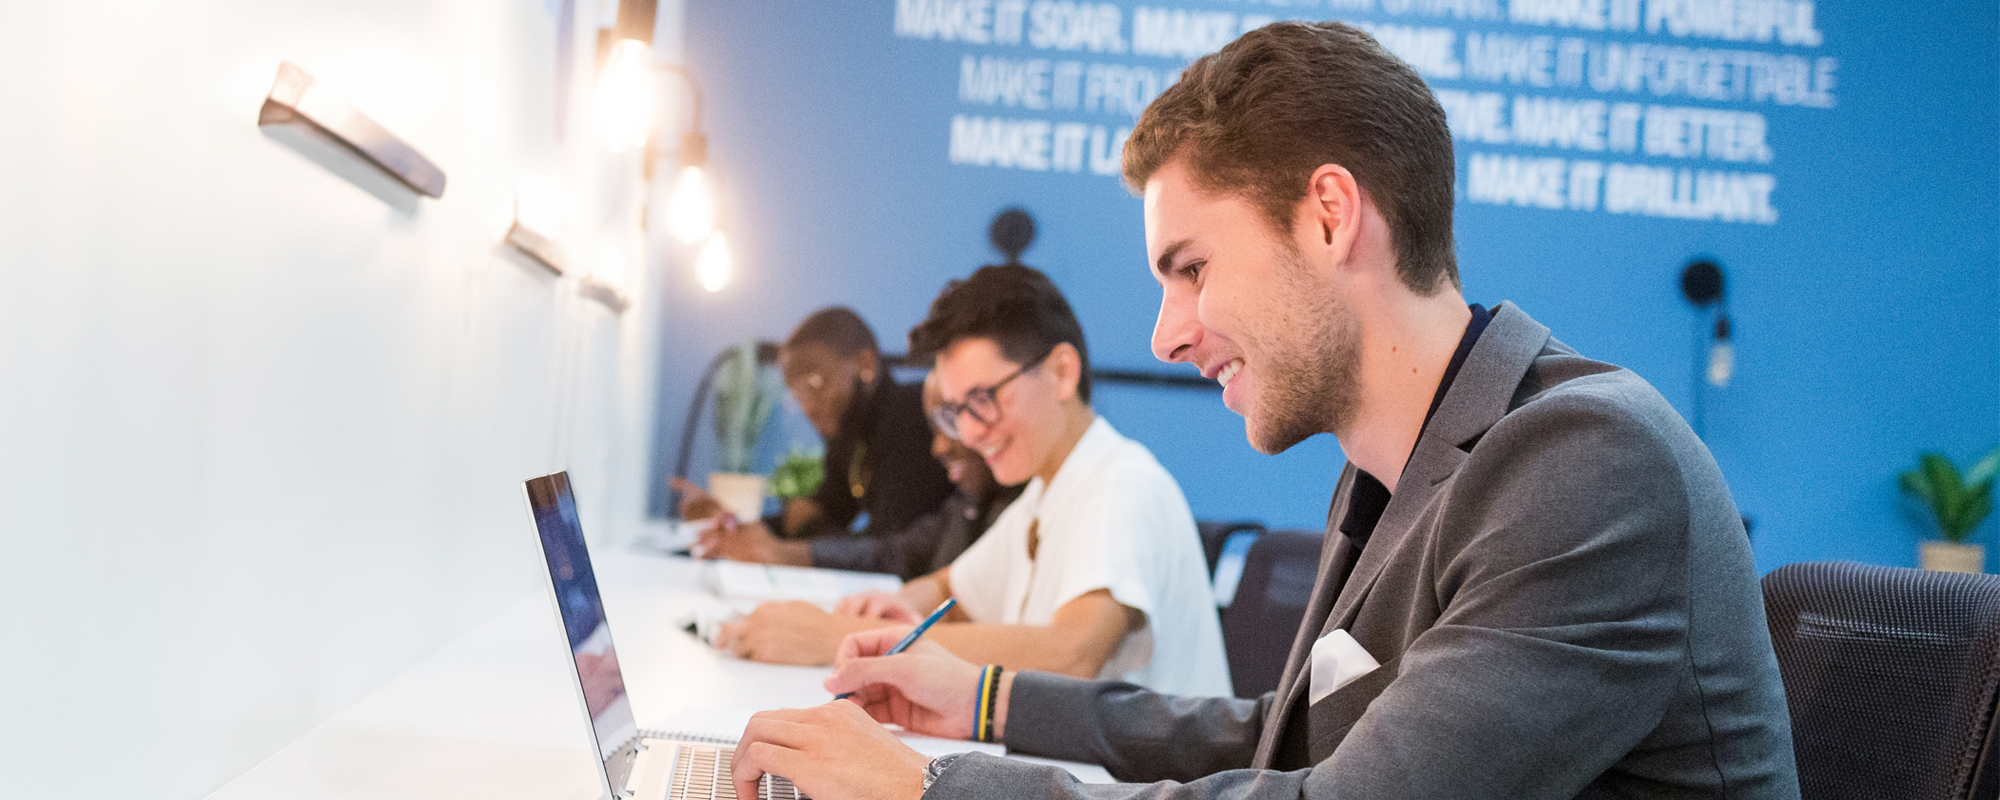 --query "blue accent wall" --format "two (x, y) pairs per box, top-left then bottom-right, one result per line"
(652, 0), (1999, 572)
